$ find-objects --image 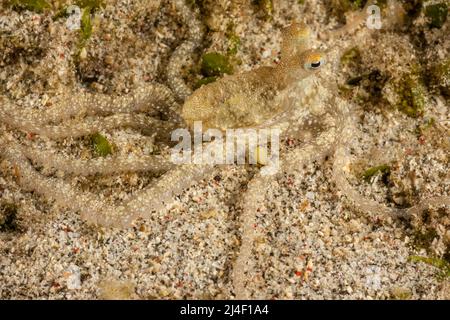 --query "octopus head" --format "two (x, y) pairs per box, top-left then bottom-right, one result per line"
(284, 22), (311, 41)
(281, 22), (312, 61)
(279, 22), (326, 84)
